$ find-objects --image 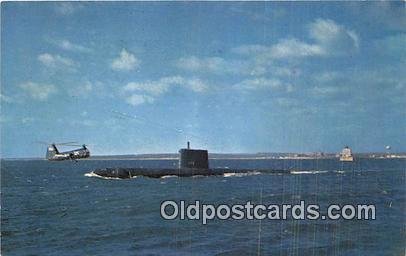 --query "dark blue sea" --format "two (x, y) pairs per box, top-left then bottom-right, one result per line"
(1, 158), (405, 255)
